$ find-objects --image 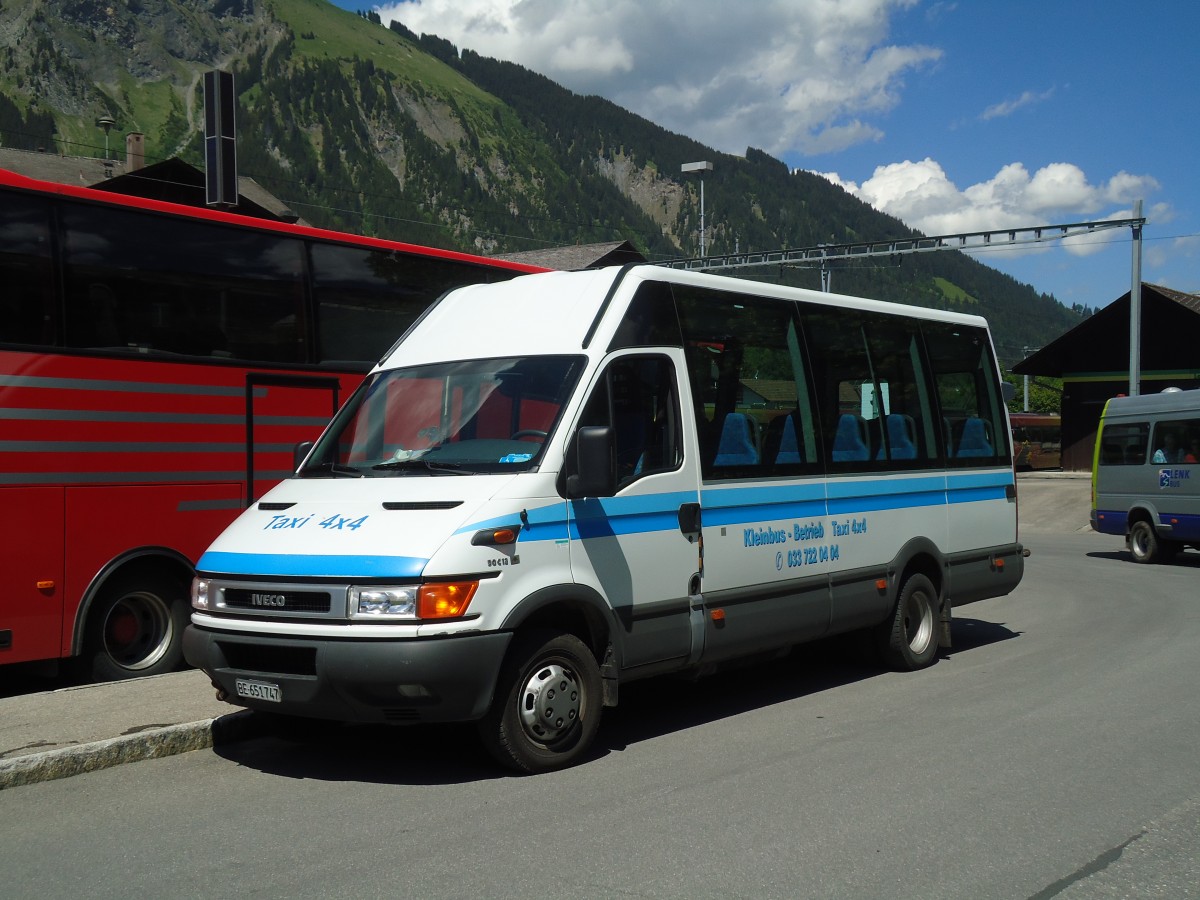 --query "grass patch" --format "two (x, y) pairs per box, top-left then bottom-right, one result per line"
(933, 276), (979, 305)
